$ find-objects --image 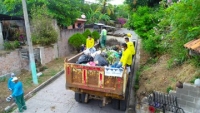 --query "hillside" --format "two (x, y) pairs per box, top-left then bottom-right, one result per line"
(136, 45), (199, 101)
